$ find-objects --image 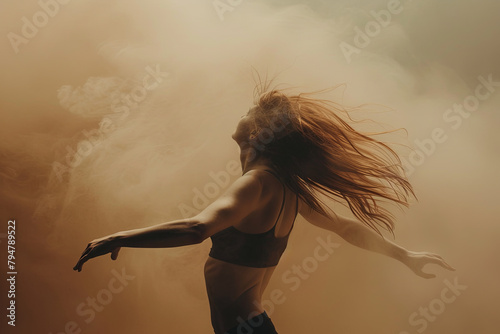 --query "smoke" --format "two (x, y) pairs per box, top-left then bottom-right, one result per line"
(1, 0), (499, 333)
